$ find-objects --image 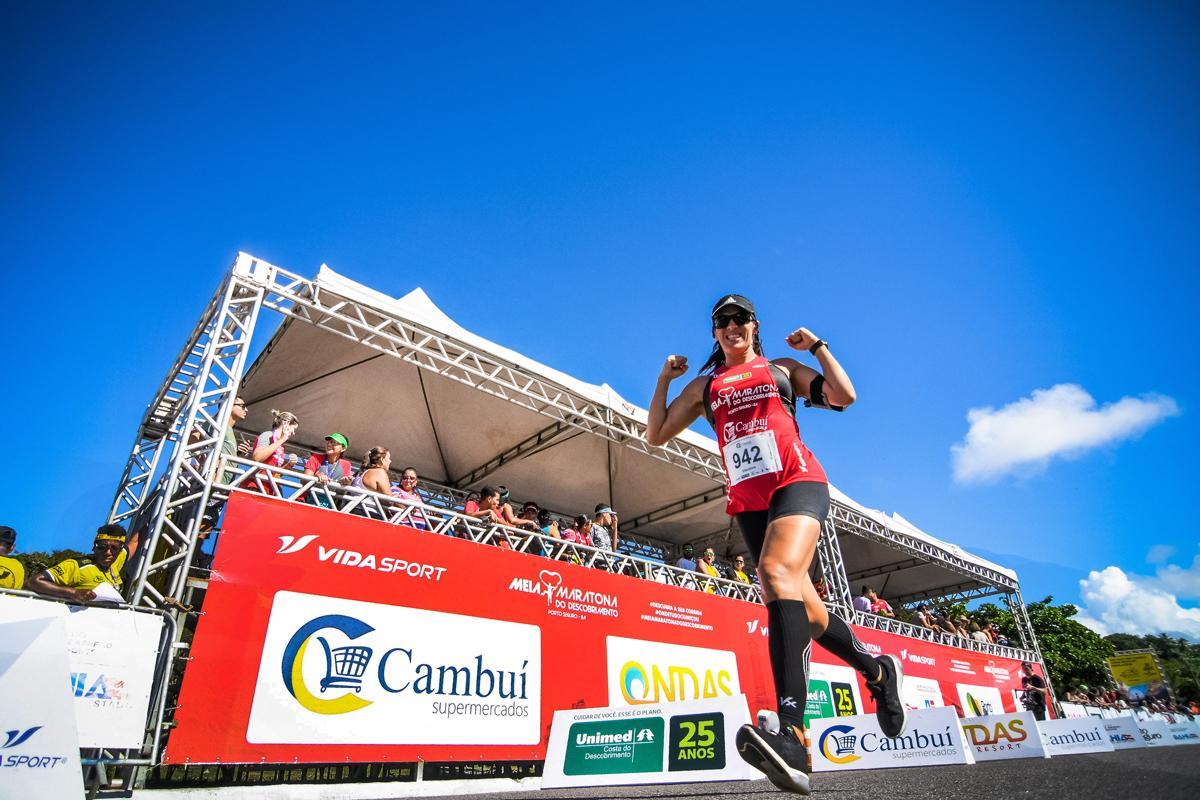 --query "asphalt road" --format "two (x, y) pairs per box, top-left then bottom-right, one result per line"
(444, 747), (1200, 800)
